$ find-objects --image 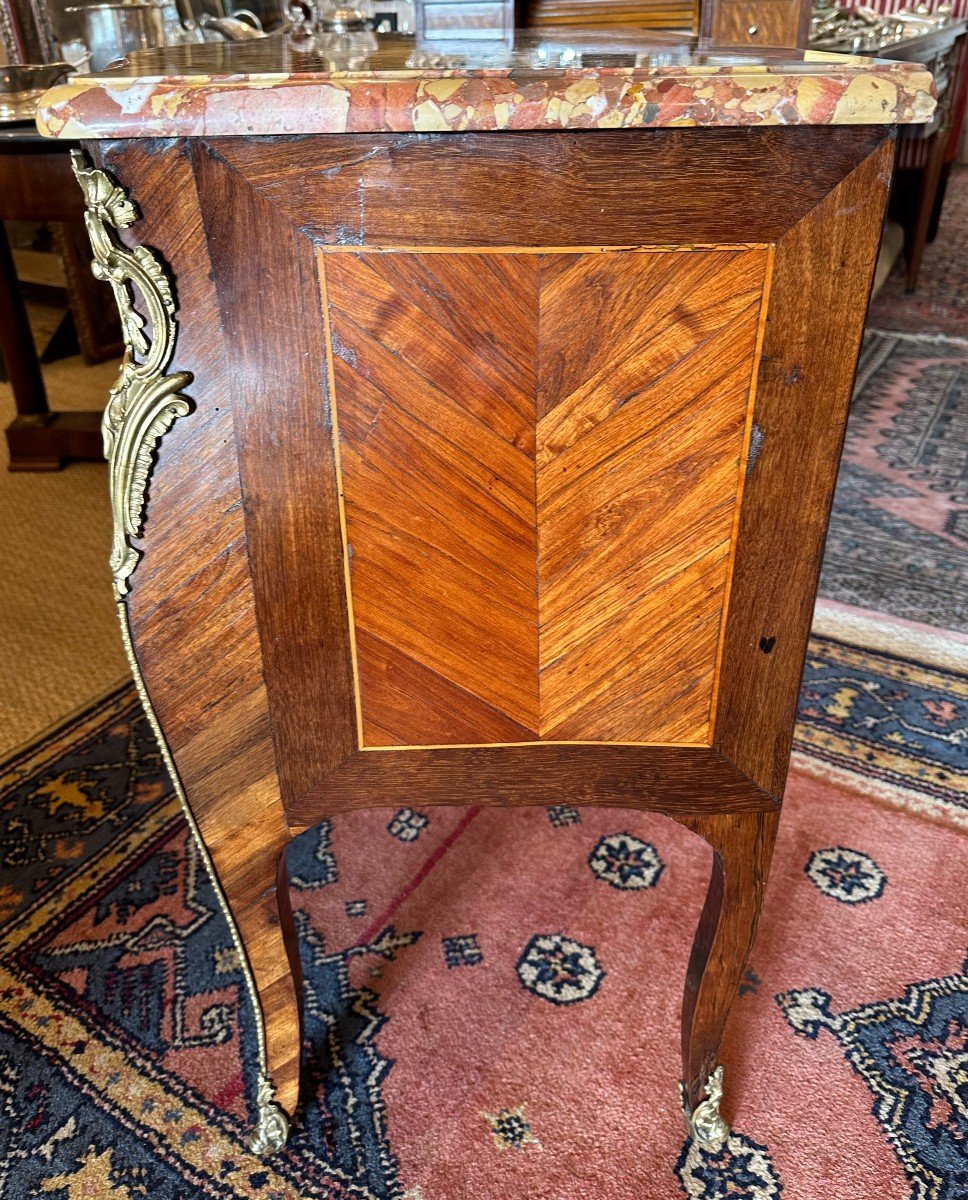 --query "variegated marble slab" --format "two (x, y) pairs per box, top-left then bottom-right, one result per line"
(37, 30), (935, 139)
